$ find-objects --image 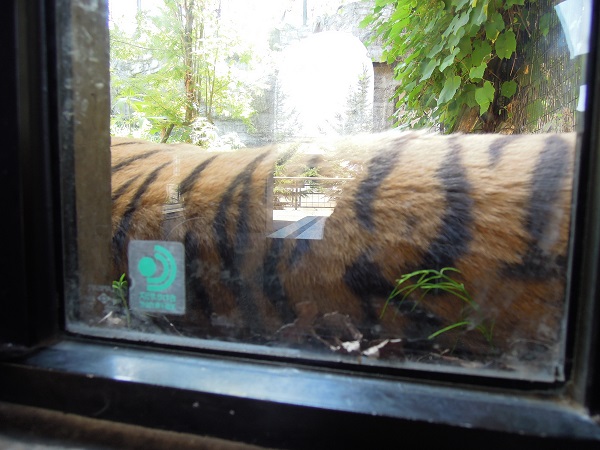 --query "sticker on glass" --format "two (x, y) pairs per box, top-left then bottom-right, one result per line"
(128, 240), (186, 314)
